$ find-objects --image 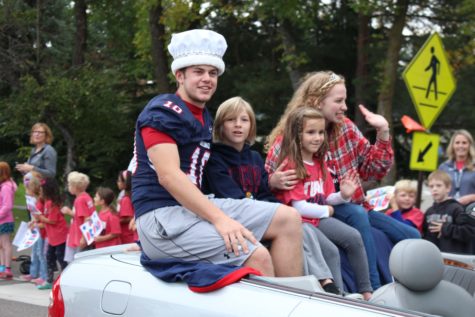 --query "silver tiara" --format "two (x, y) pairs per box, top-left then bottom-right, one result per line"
(321, 73), (341, 89)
